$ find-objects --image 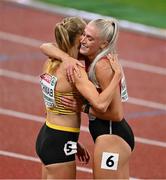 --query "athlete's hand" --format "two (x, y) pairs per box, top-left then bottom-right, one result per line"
(60, 96), (82, 112)
(77, 142), (90, 164)
(107, 53), (122, 79)
(64, 58), (85, 83)
(40, 42), (85, 83)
